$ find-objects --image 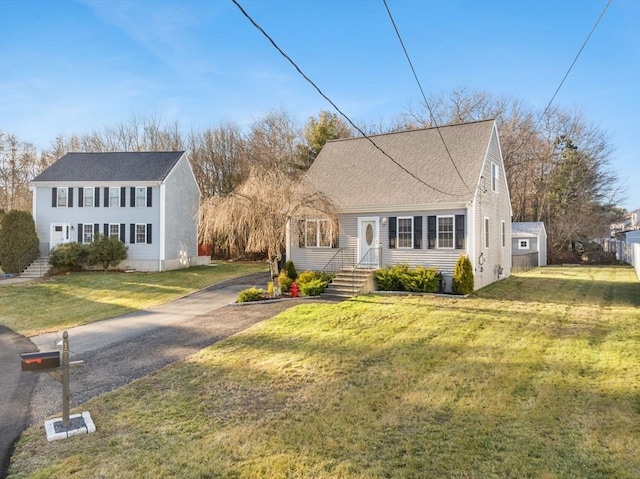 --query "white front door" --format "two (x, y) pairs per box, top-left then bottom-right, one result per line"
(358, 217), (379, 267)
(50, 223), (71, 250)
